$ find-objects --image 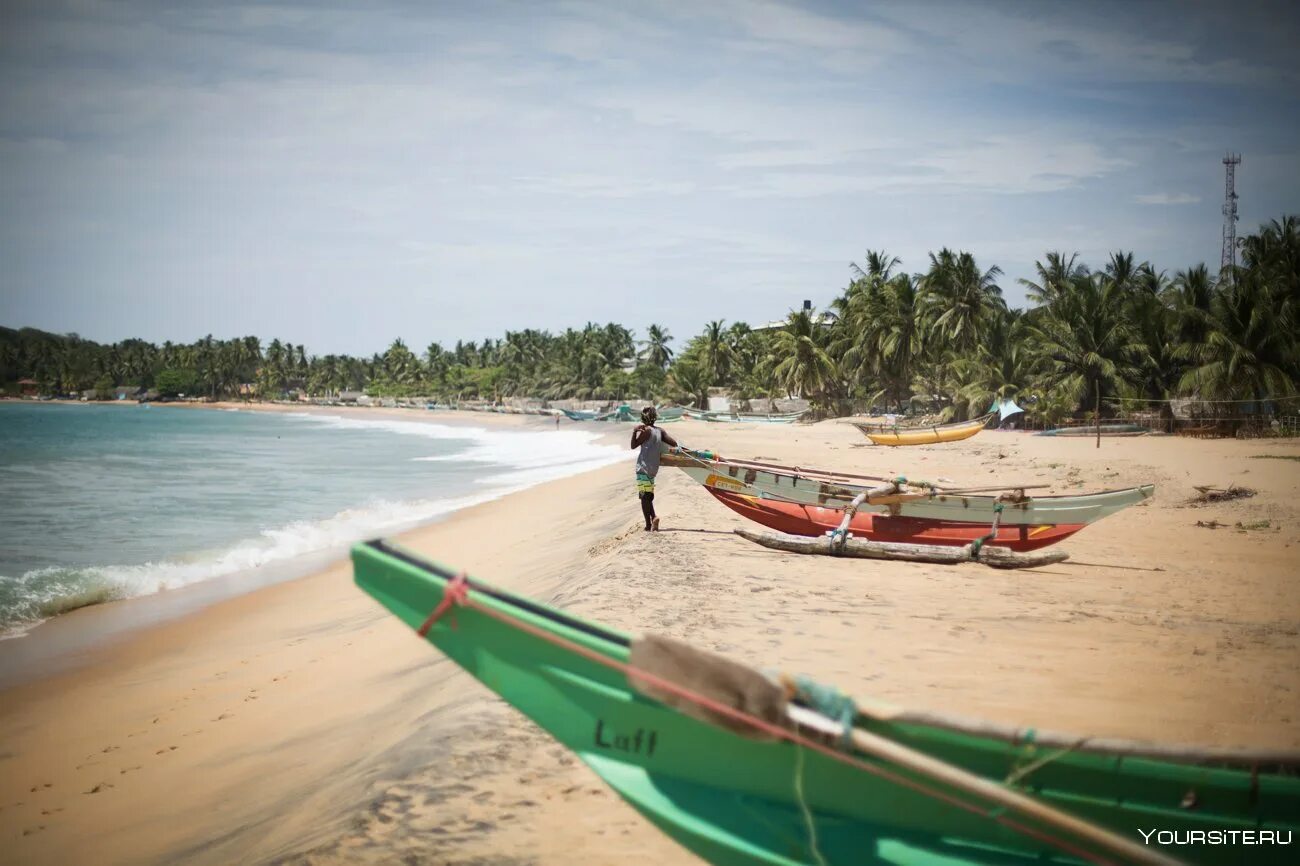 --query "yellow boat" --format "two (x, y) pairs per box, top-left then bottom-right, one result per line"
(852, 413), (993, 446)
